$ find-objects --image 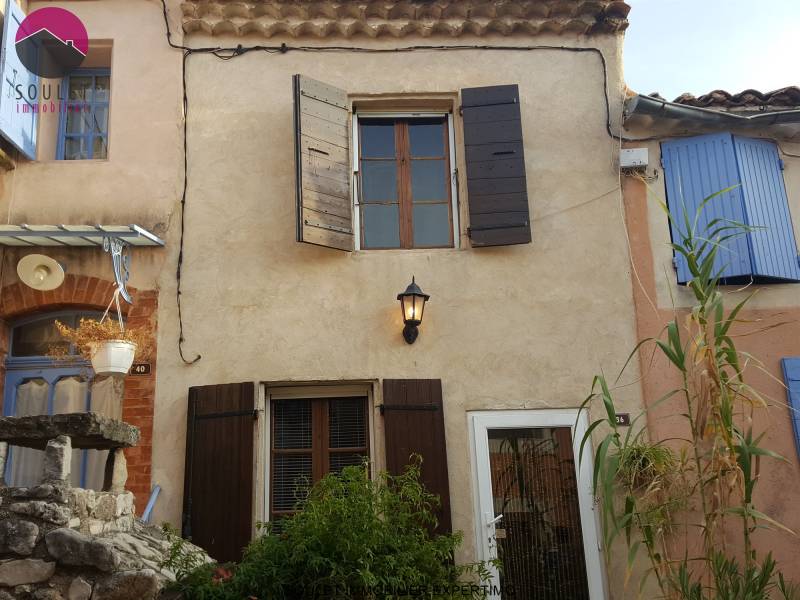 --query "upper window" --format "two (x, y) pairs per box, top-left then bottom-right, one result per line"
(58, 69), (110, 160)
(662, 133), (800, 284)
(357, 116), (455, 249)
